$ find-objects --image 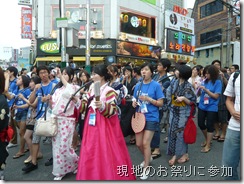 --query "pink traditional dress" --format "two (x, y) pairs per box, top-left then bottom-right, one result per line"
(51, 83), (81, 178)
(76, 83), (136, 180)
